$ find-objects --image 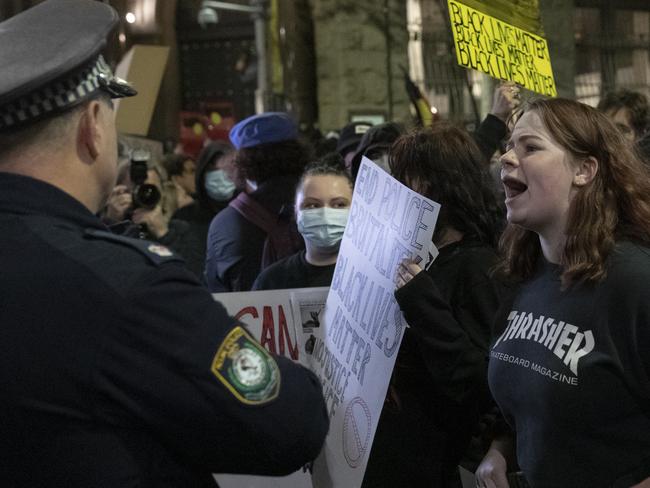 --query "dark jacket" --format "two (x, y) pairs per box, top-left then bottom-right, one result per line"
(170, 141), (233, 278)
(0, 172), (329, 488)
(473, 113), (508, 161)
(363, 239), (507, 488)
(205, 175), (300, 292)
(168, 203), (227, 278)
